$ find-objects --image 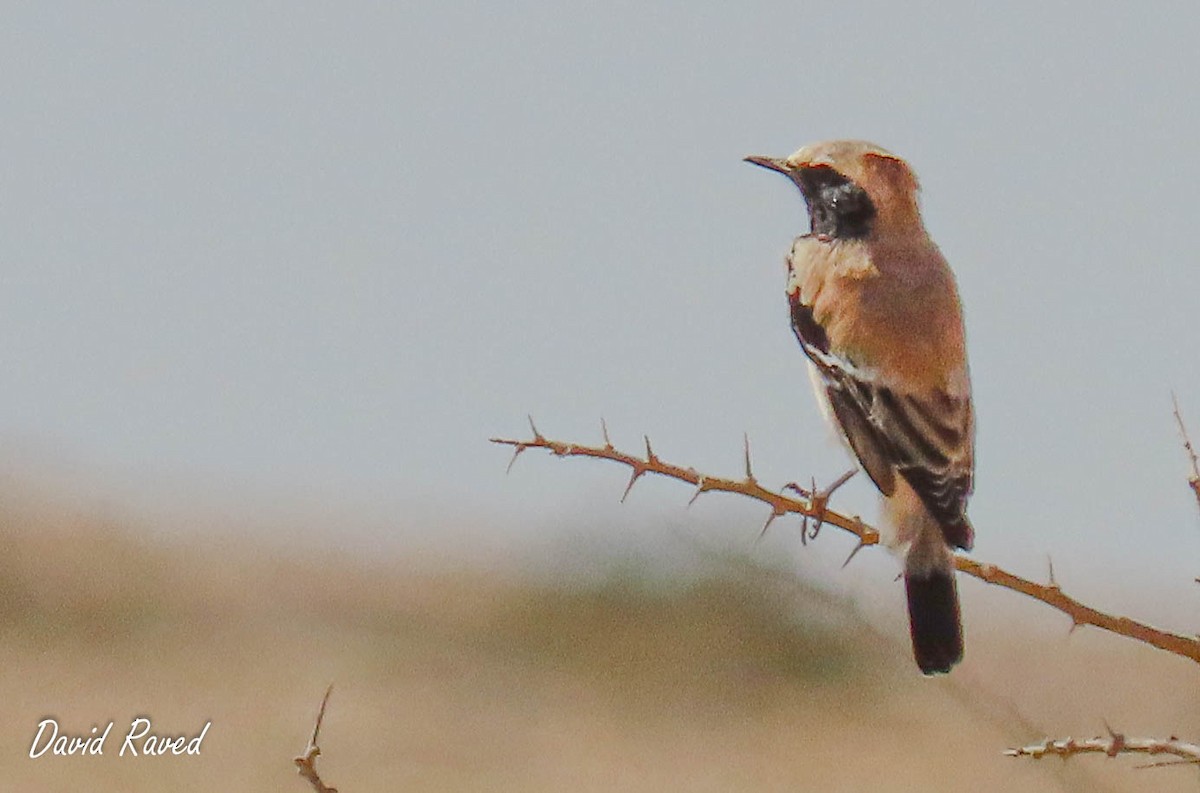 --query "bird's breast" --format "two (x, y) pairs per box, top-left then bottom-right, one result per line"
(786, 236), (965, 392)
